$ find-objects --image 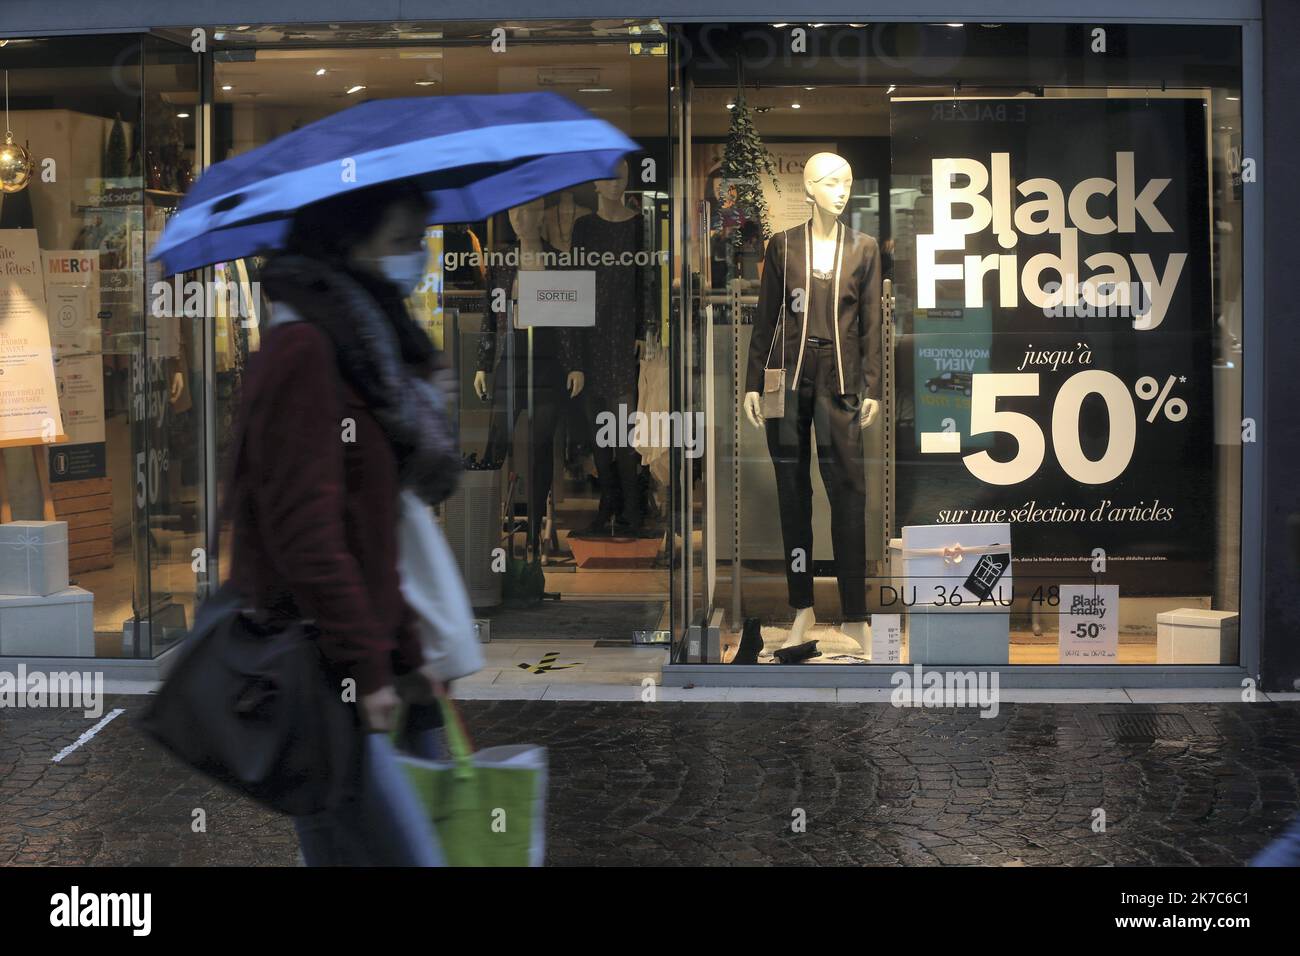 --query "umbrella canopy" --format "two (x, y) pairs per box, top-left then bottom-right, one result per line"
(151, 92), (639, 276)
